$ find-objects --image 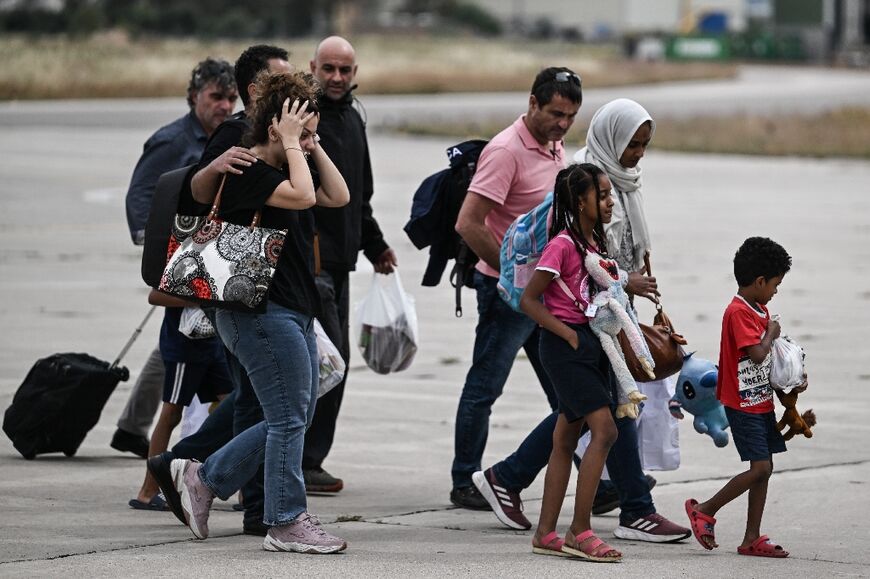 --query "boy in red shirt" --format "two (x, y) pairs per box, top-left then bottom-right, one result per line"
(685, 237), (794, 558)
